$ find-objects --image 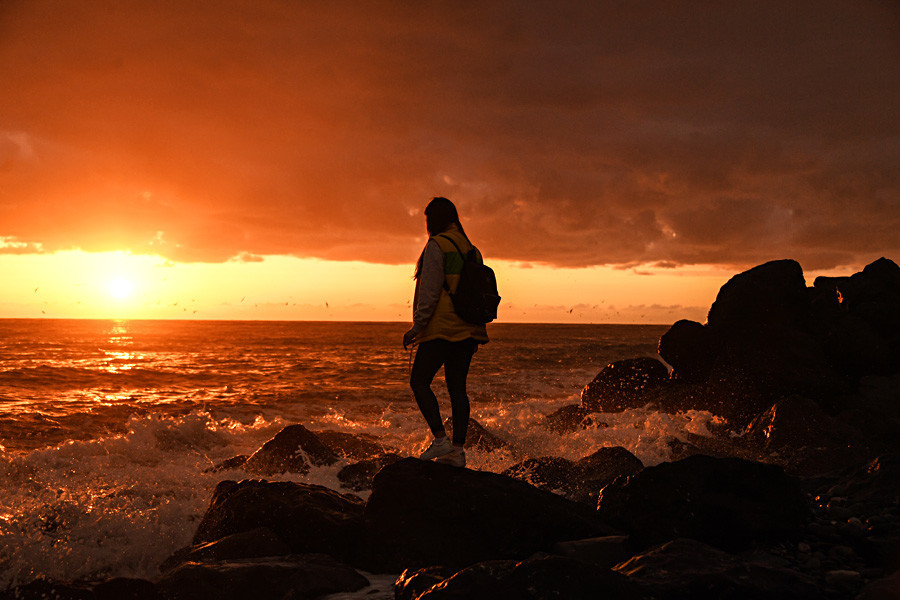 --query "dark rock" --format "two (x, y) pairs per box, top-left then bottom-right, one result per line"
(543, 404), (594, 434)
(204, 455), (249, 473)
(161, 527), (291, 572)
(394, 566), (455, 600)
(360, 458), (614, 572)
(658, 319), (718, 382)
(500, 456), (576, 494)
(1, 578), (95, 600)
(442, 417), (510, 453)
(416, 555), (641, 600)
(312, 429), (393, 460)
(192, 479), (363, 563)
(549, 535), (633, 569)
(856, 570), (900, 600)
(156, 554), (368, 600)
(243, 424), (338, 475)
(336, 452), (402, 492)
(614, 538), (821, 600)
(92, 578), (157, 600)
(597, 454), (811, 552)
(580, 357), (669, 412)
(707, 259), (809, 330)
(501, 447), (643, 505)
(824, 314), (894, 378)
(573, 446), (644, 500)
